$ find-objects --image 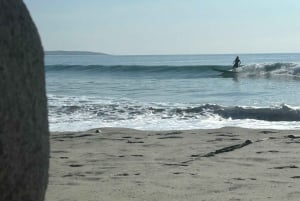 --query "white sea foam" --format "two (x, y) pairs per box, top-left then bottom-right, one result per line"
(49, 113), (300, 132)
(235, 63), (300, 78)
(48, 94), (300, 132)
